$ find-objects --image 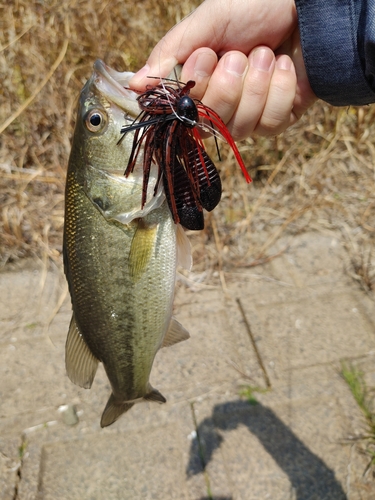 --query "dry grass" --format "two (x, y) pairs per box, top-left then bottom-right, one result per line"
(1, 0), (375, 291)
